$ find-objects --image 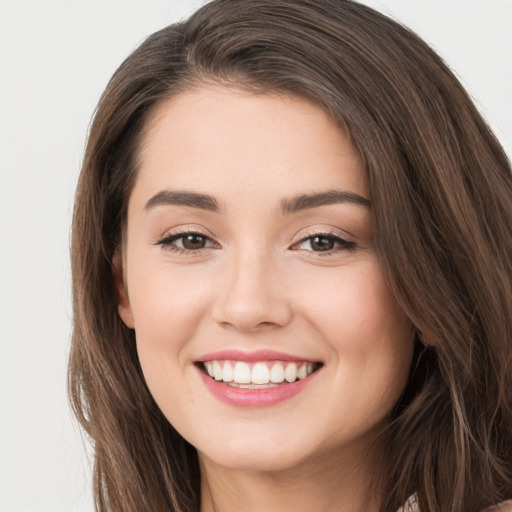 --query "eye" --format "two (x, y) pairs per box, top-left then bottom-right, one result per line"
(178, 233), (209, 250)
(291, 232), (356, 254)
(156, 231), (219, 254)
